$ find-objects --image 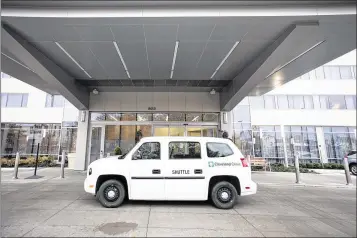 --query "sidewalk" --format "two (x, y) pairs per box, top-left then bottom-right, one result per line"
(252, 171), (356, 188)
